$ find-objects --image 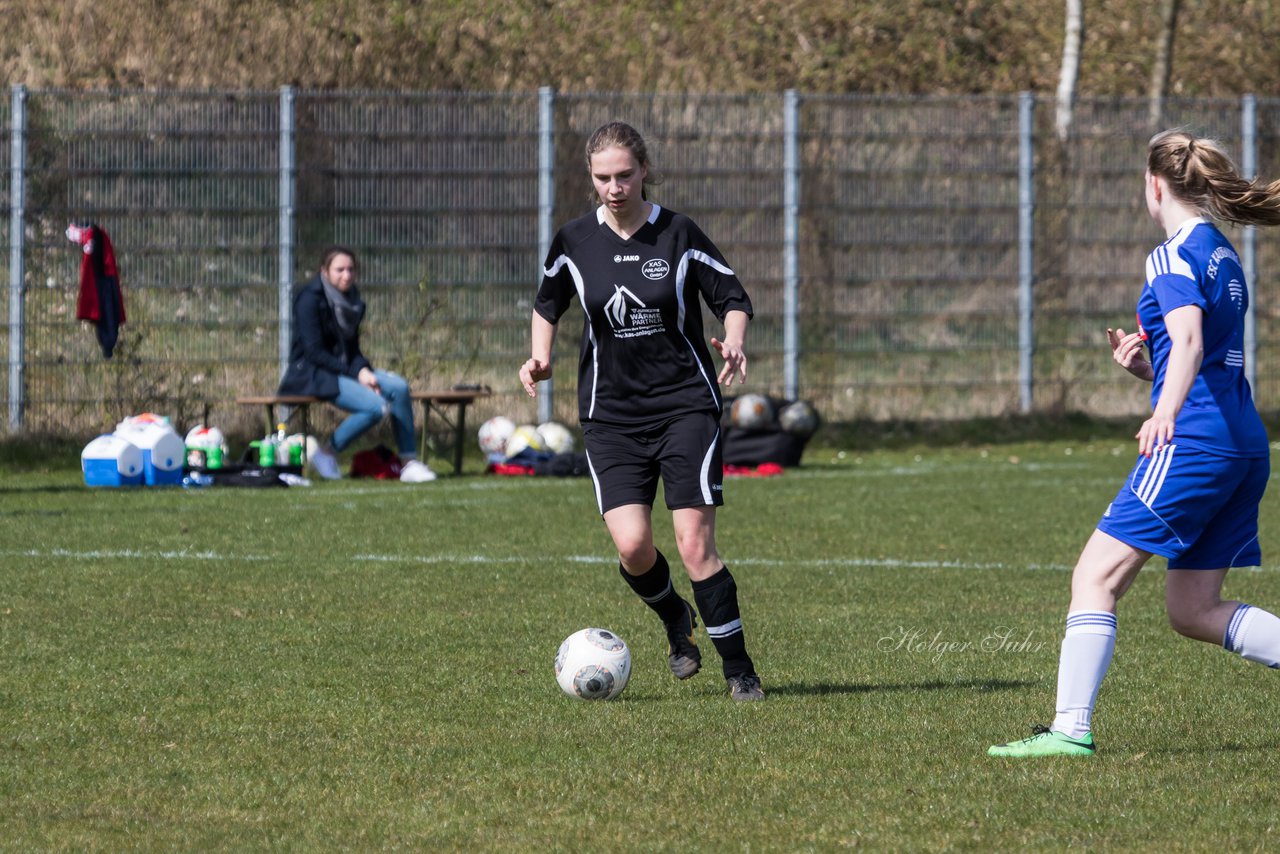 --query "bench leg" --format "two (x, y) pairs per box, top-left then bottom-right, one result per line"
(418, 400), (429, 466)
(453, 404), (470, 475)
